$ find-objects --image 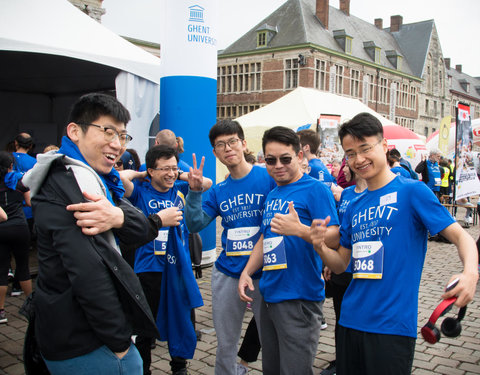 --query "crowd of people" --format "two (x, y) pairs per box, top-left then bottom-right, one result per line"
(0, 93), (478, 375)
